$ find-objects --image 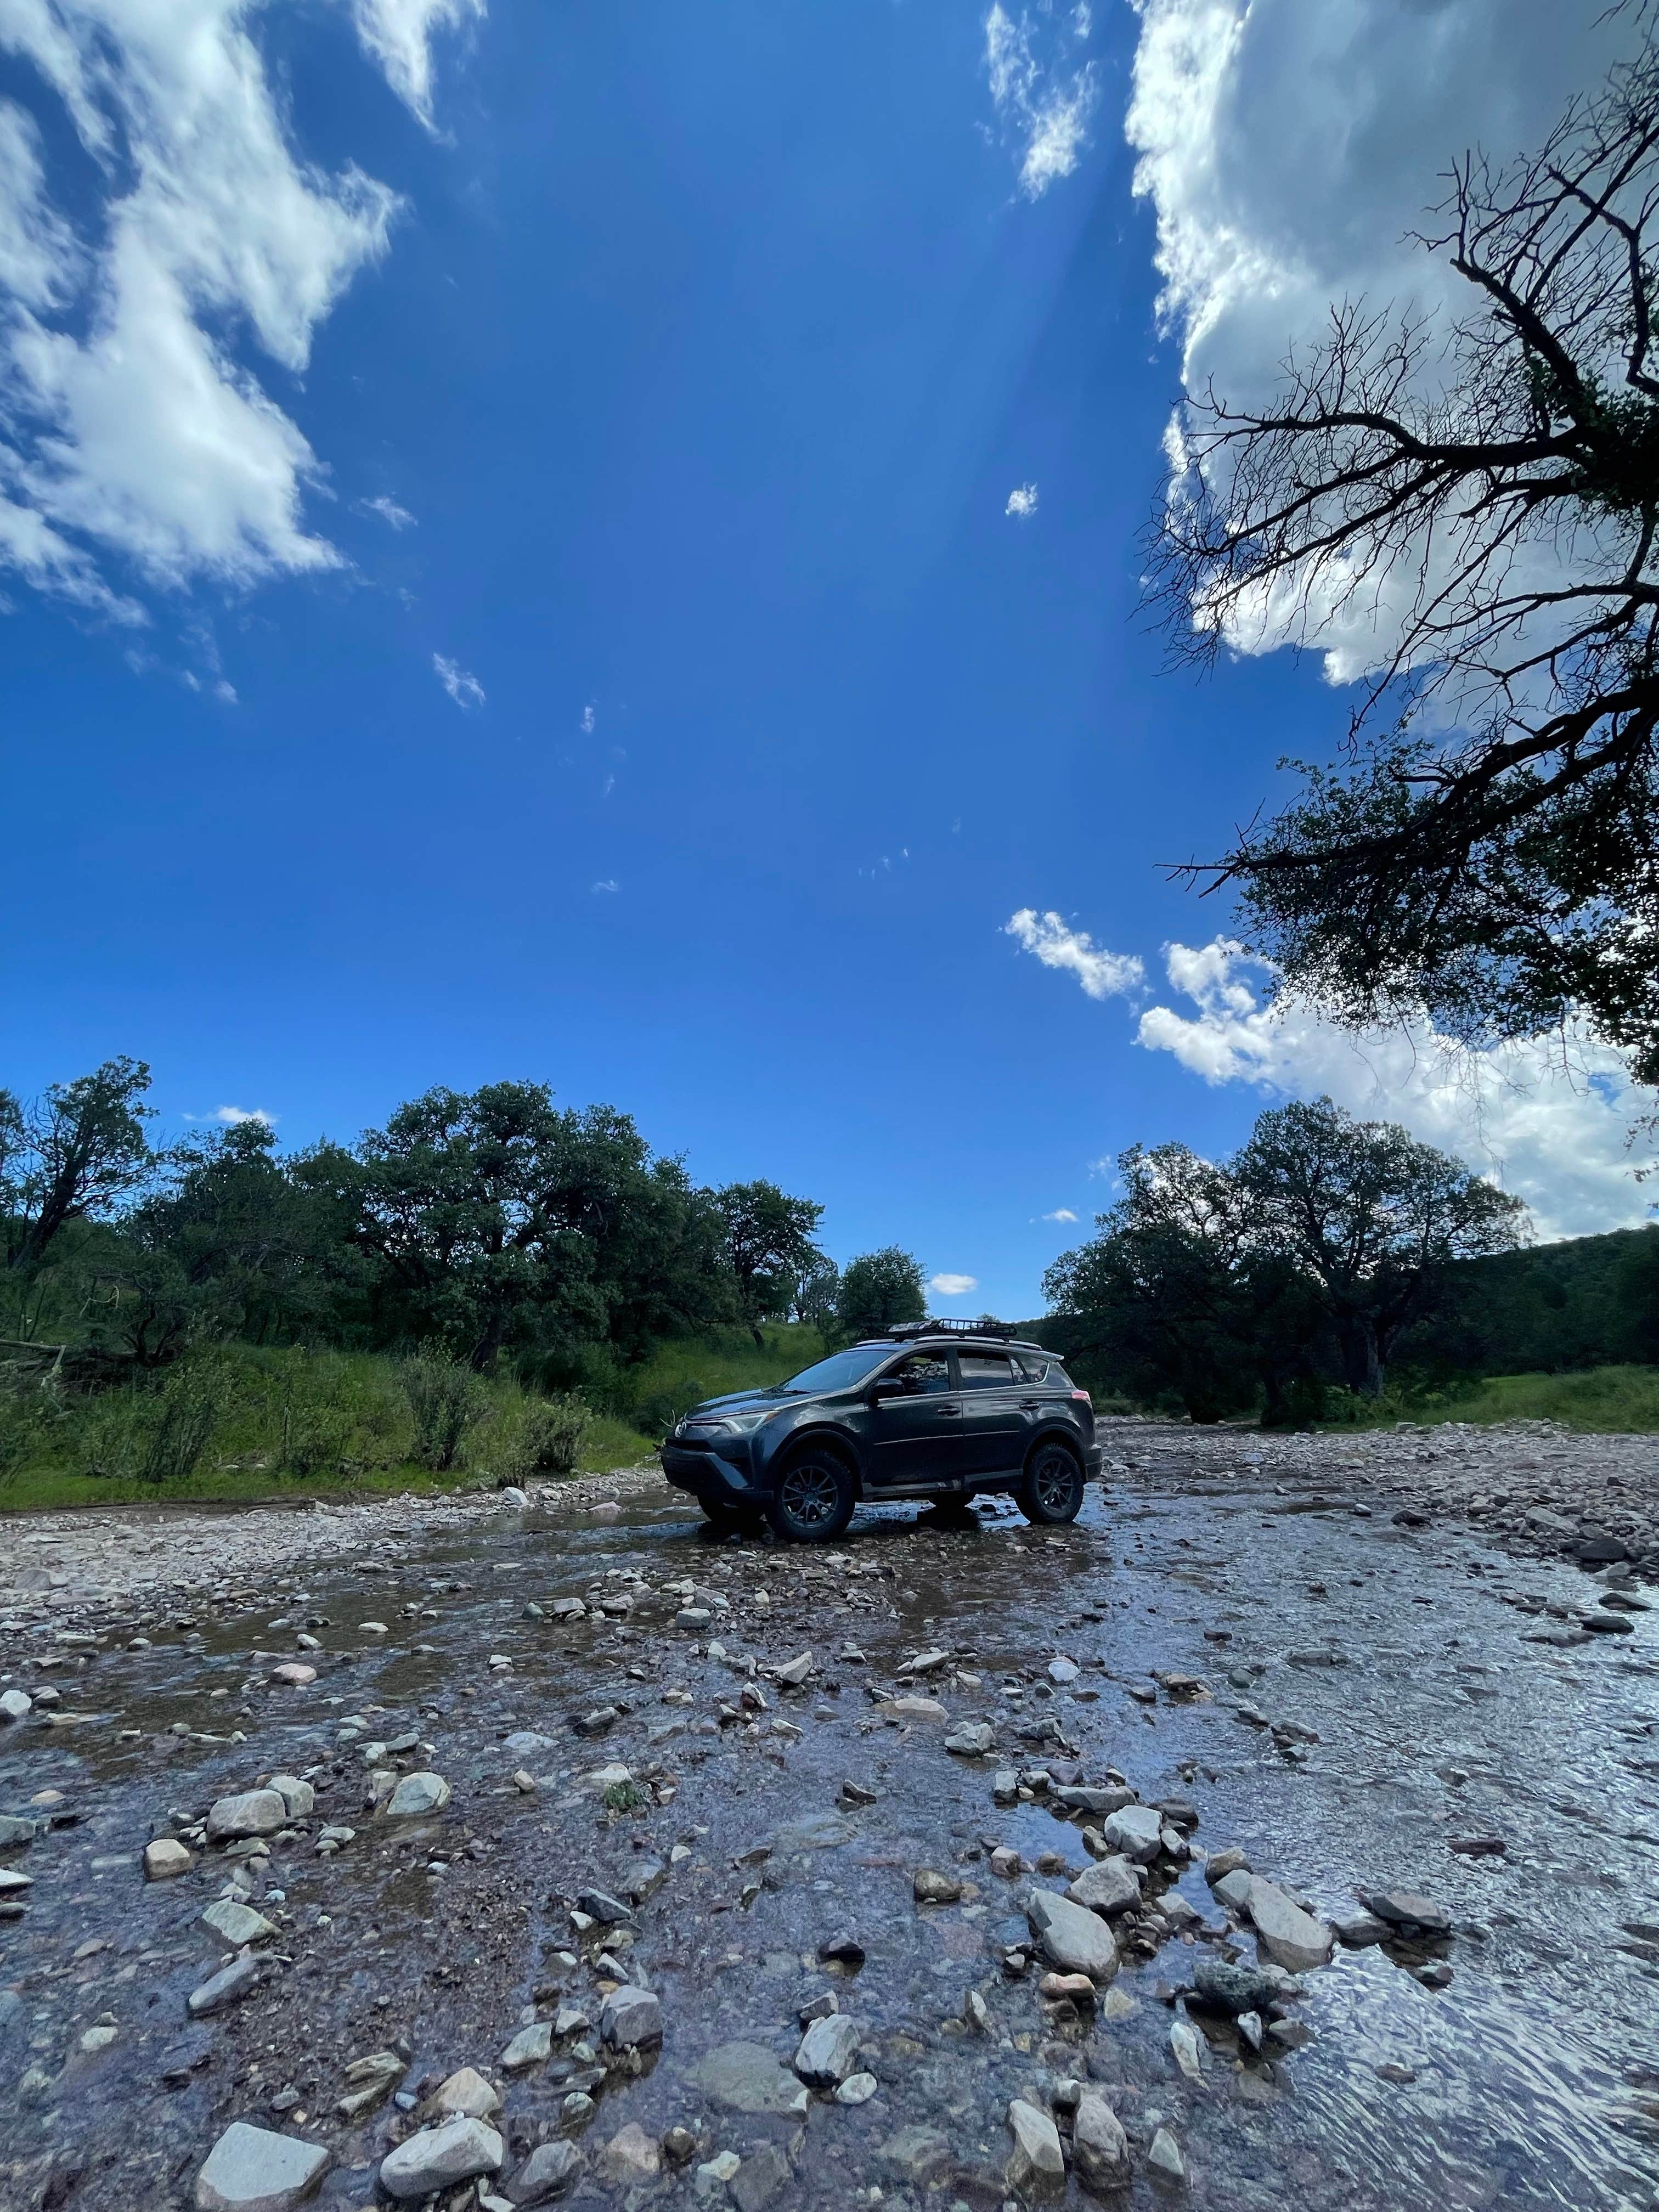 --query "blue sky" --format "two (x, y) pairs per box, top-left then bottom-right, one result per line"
(2, 1), (1650, 1316)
